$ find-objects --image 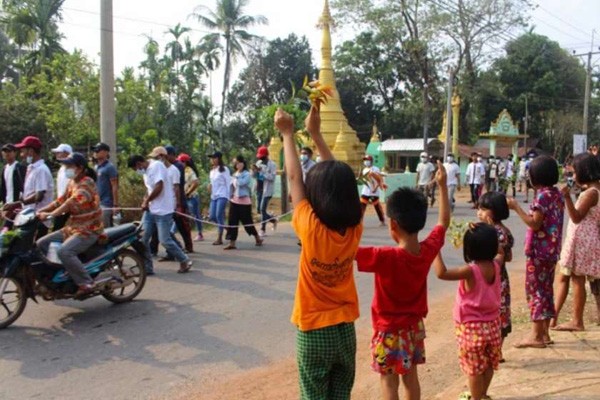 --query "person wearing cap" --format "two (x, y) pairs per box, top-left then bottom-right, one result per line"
(127, 148), (192, 274)
(1, 144), (27, 230)
(36, 153), (104, 296)
(416, 152), (436, 206)
(208, 151), (232, 245)
(255, 146), (278, 237)
(92, 142), (119, 228)
(164, 145), (194, 253)
(7, 136), (54, 238)
(50, 143), (73, 231)
(443, 153), (461, 212)
(360, 154), (386, 225)
(178, 153), (204, 241)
